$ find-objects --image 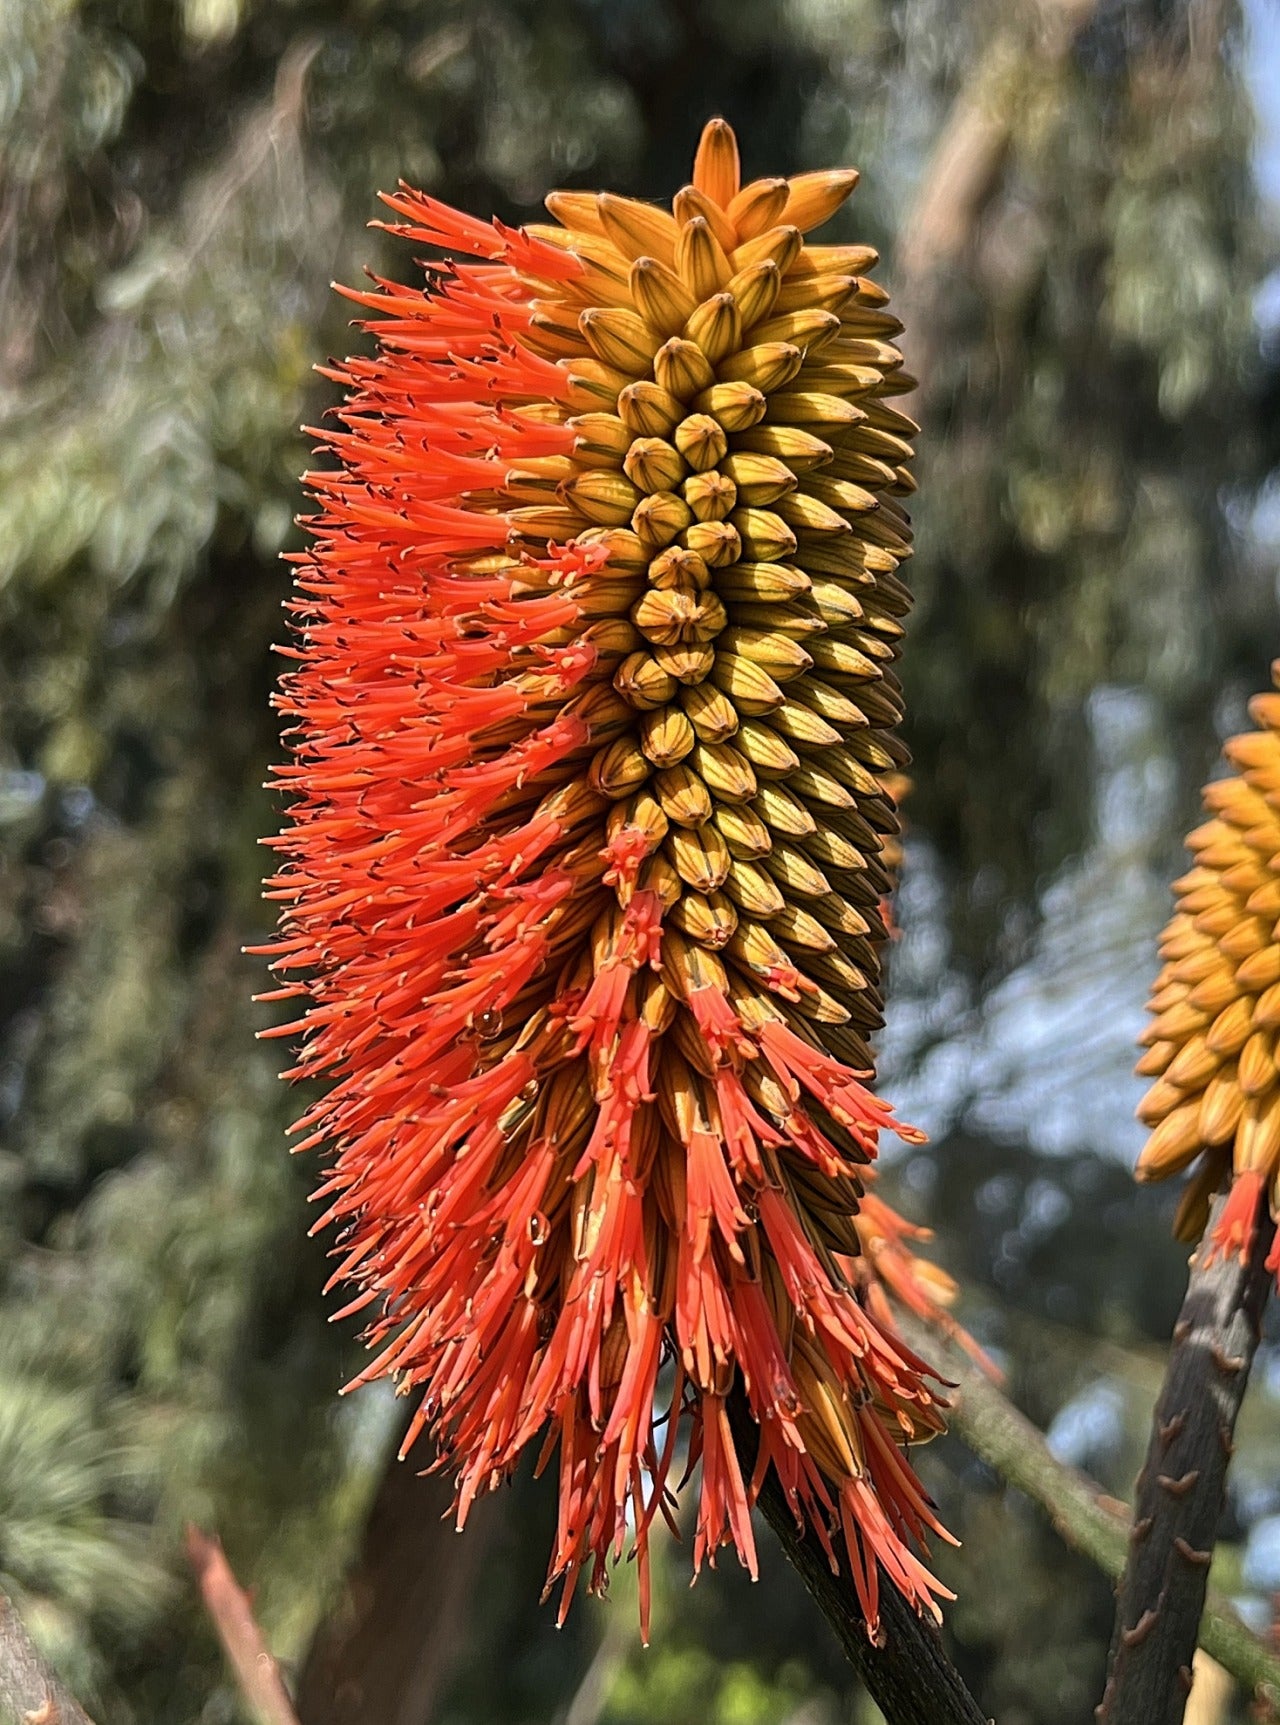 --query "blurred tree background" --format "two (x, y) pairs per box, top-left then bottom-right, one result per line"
(1, 0), (1278, 1720)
